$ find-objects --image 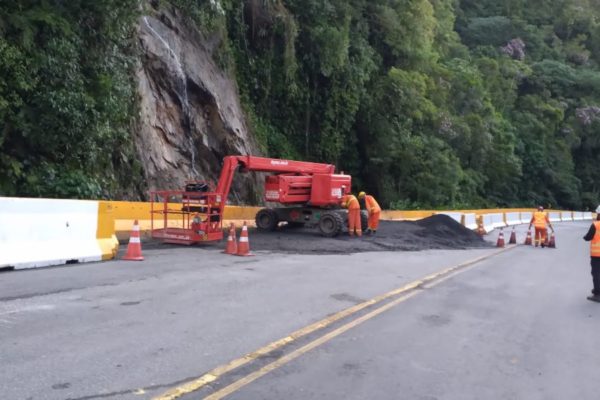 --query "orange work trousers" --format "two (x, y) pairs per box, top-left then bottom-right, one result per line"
(368, 211), (381, 231)
(348, 208), (362, 236)
(534, 227), (547, 246)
